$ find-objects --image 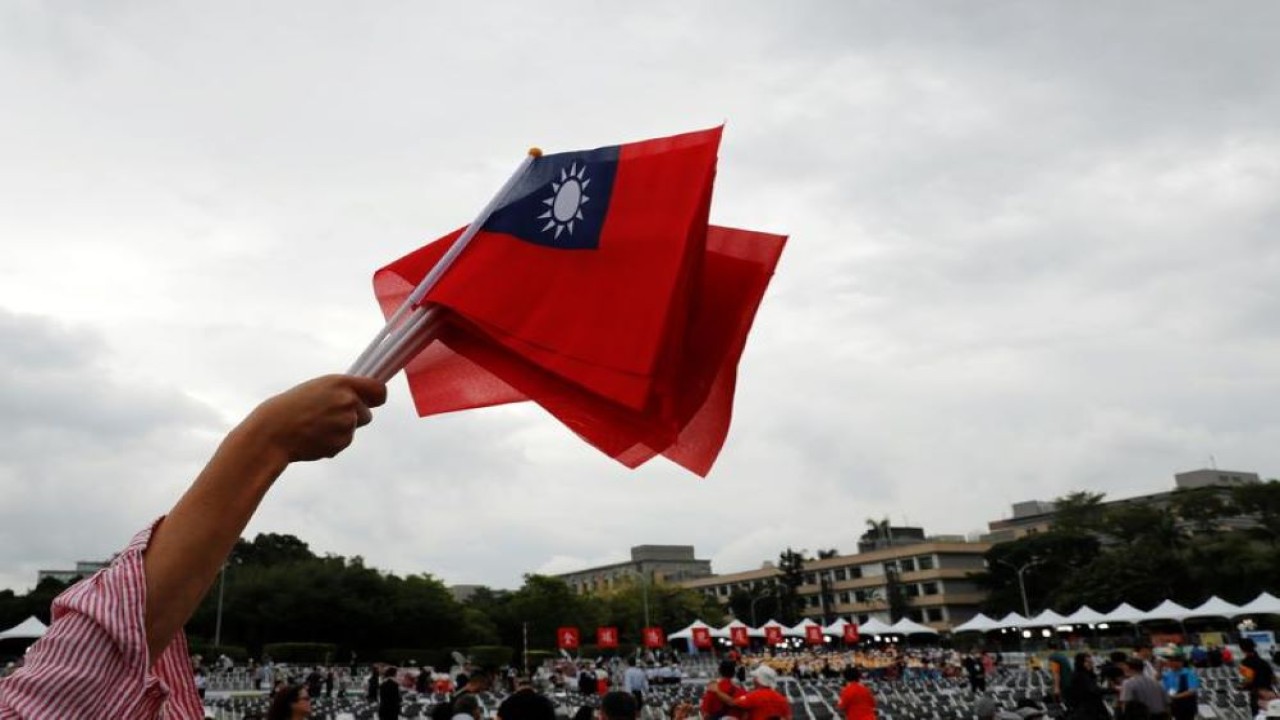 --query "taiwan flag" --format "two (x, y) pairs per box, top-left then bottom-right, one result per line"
(730, 626), (749, 647)
(642, 627), (666, 649)
(373, 127), (786, 476)
(597, 627), (619, 649)
(557, 627), (580, 651)
(805, 625), (824, 645)
(843, 623), (860, 644)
